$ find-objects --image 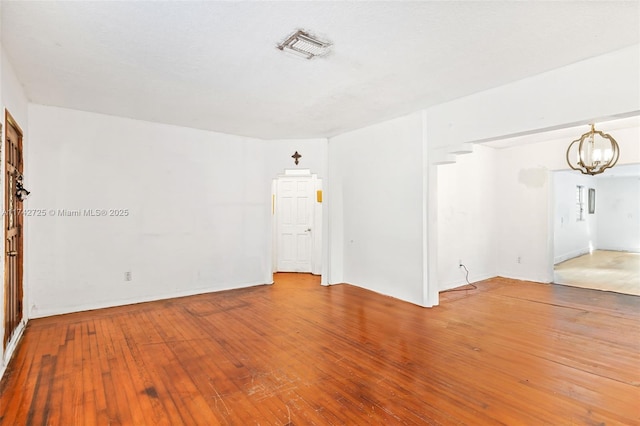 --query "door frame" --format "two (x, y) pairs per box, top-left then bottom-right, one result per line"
(3, 109), (26, 351)
(272, 169), (323, 276)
